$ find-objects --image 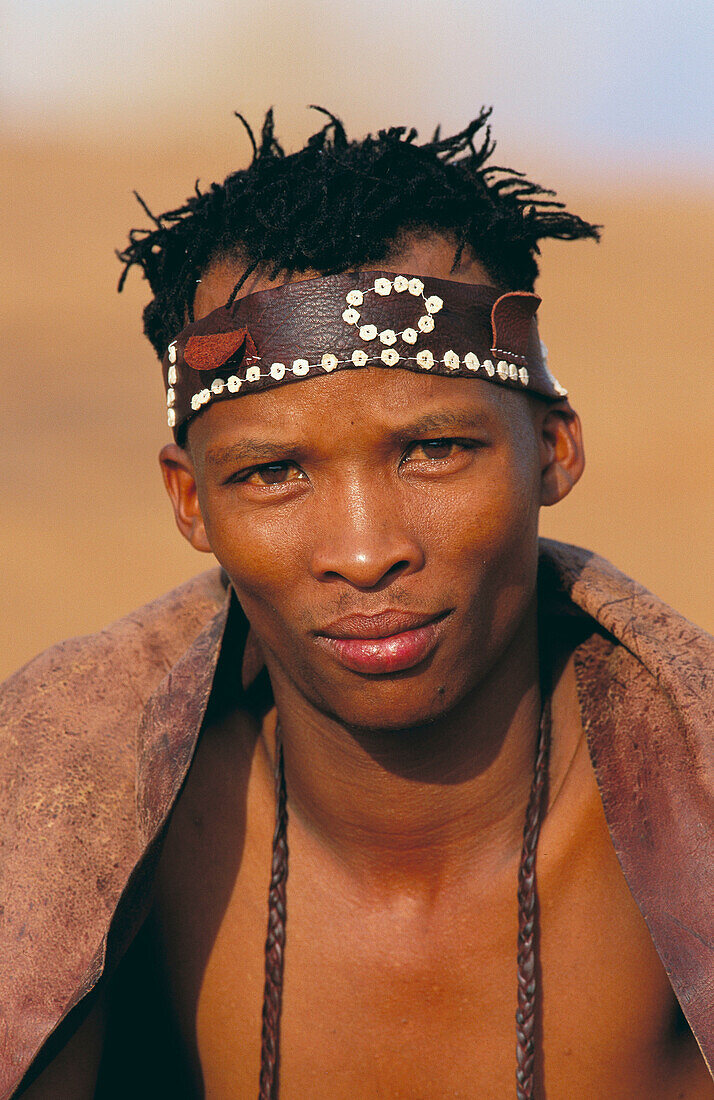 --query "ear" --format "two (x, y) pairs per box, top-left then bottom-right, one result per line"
(538, 403), (585, 507)
(159, 443), (212, 552)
